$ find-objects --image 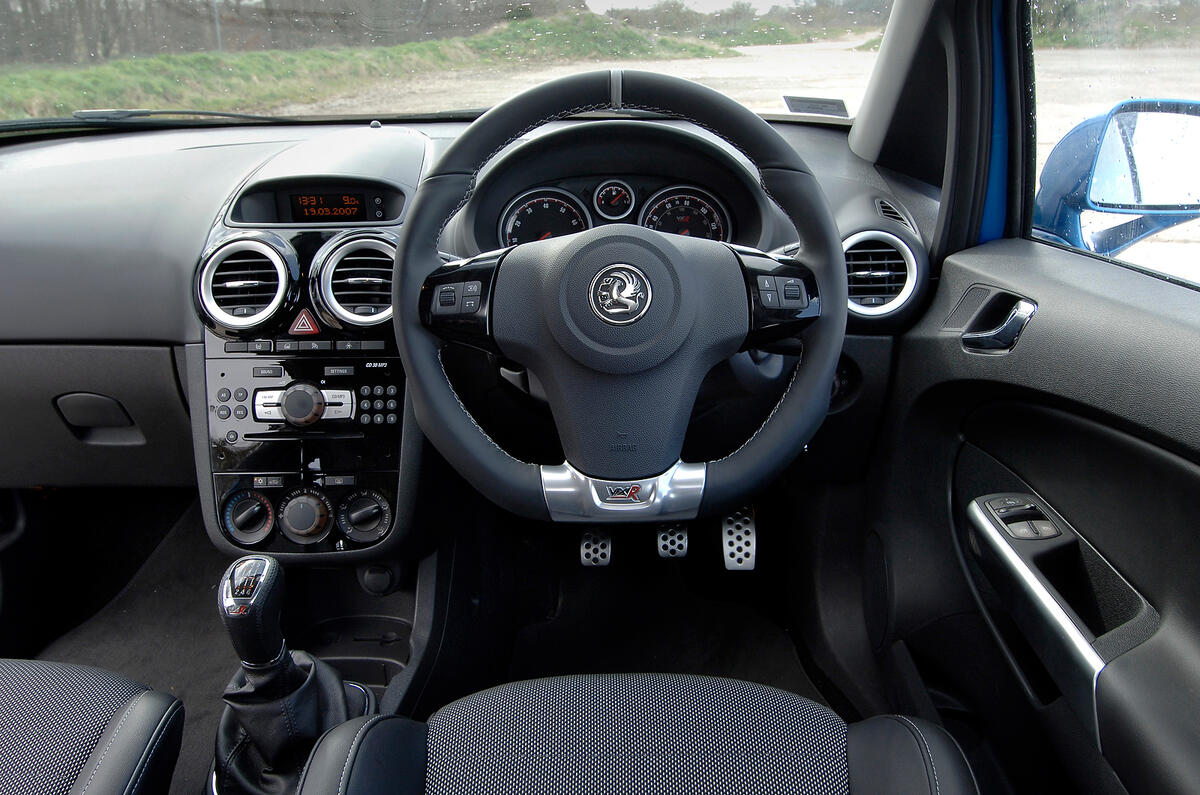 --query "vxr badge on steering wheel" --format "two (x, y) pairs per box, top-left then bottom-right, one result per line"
(589, 264), (652, 325)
